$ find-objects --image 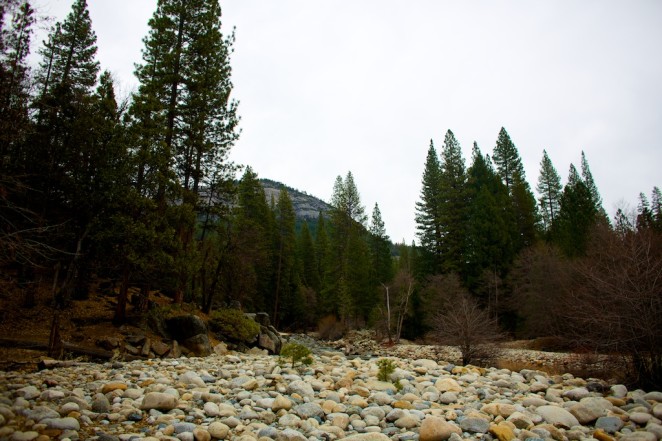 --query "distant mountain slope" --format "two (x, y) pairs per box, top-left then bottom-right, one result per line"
(260, 179), (331, 220)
